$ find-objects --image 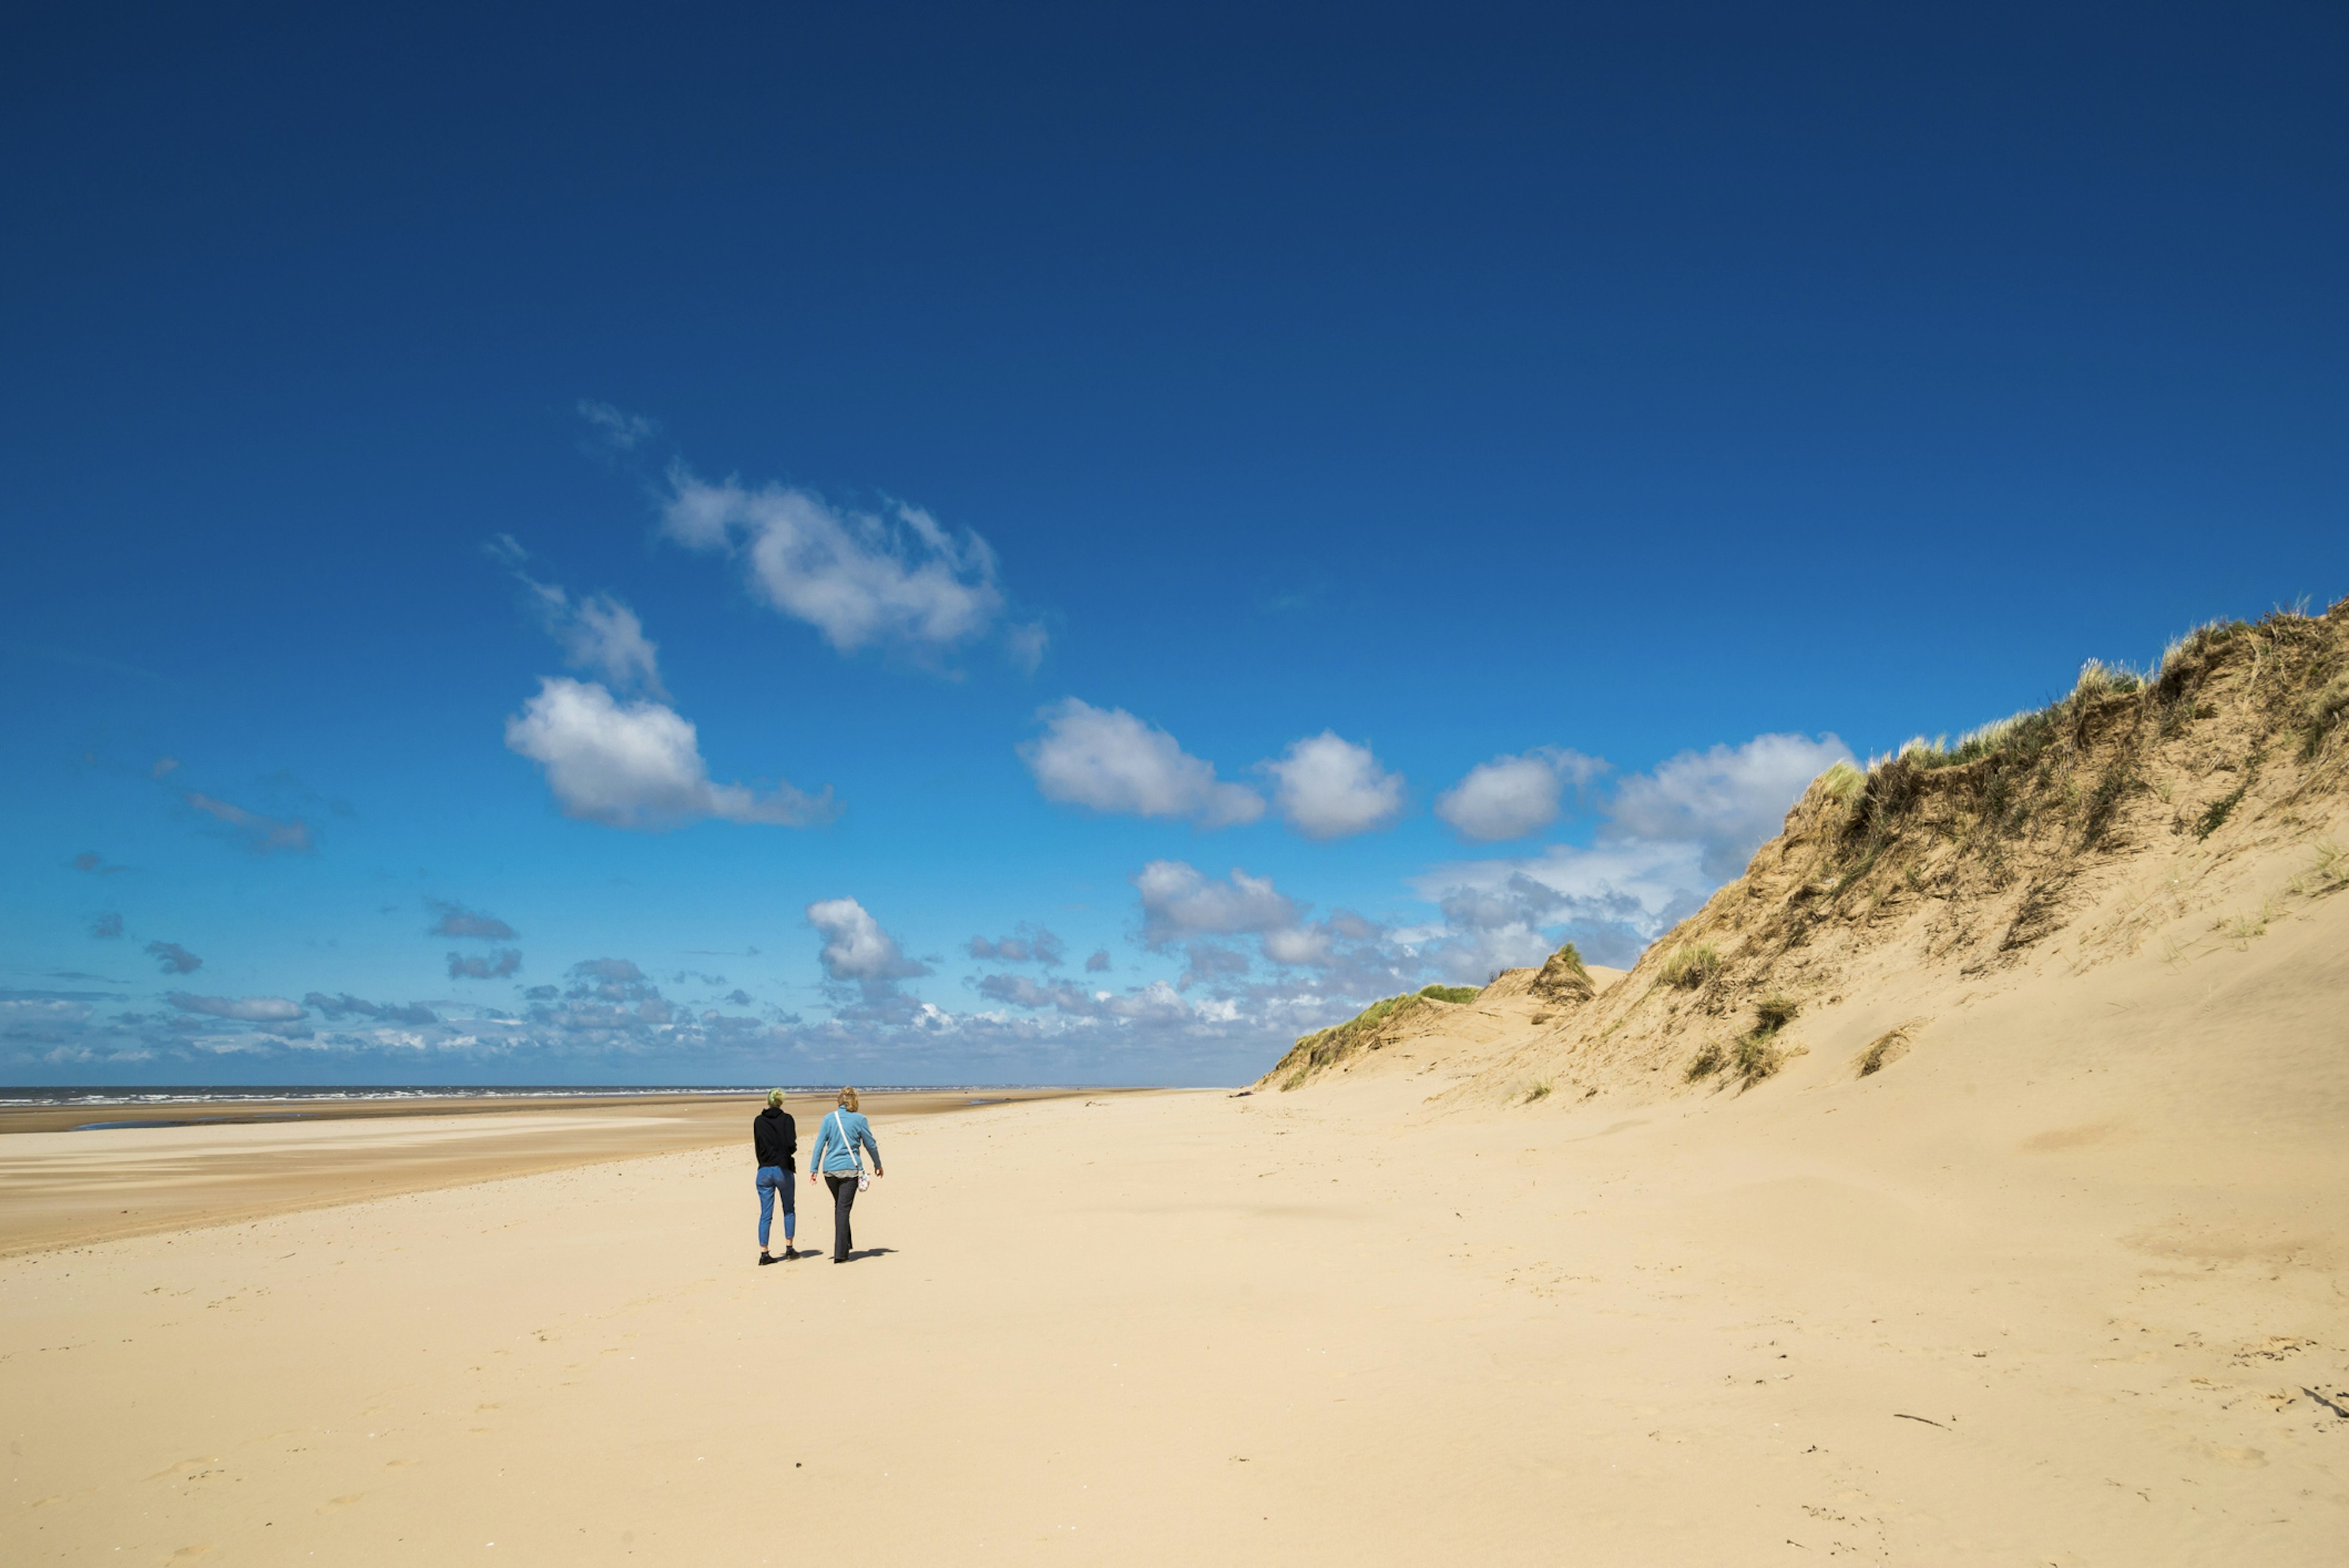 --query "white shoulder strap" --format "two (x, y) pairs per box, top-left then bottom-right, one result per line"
(831, 1109), (861, 1170)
